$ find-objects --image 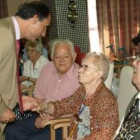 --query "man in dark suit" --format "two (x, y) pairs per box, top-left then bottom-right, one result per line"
(113, 56), (140, 140)
(0, 1), (51, 139)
